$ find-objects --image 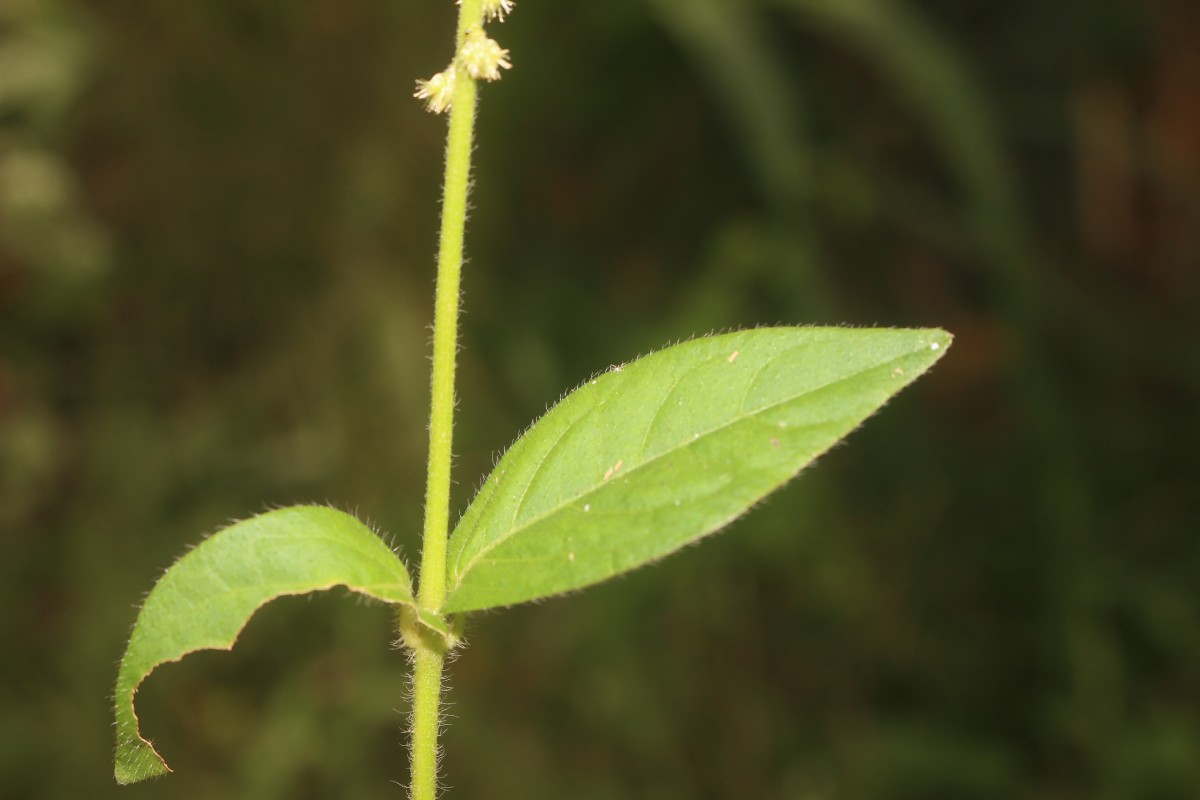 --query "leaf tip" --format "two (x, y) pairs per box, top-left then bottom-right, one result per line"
(113, 736), (171, 785)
